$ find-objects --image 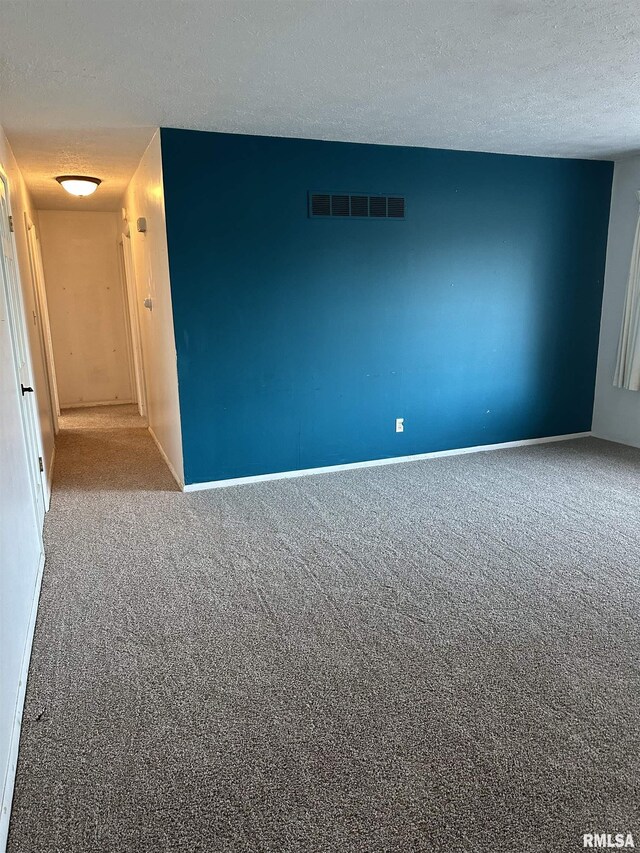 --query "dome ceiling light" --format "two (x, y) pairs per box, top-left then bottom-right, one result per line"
(55, 175), (101, 197)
